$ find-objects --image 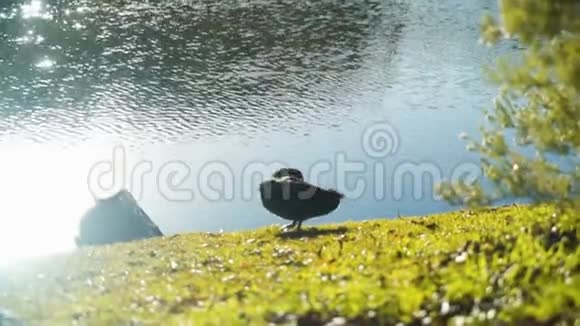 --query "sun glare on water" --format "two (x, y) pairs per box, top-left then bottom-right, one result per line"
(20, 0), (52, 20)
(0, 142), (119, 265)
